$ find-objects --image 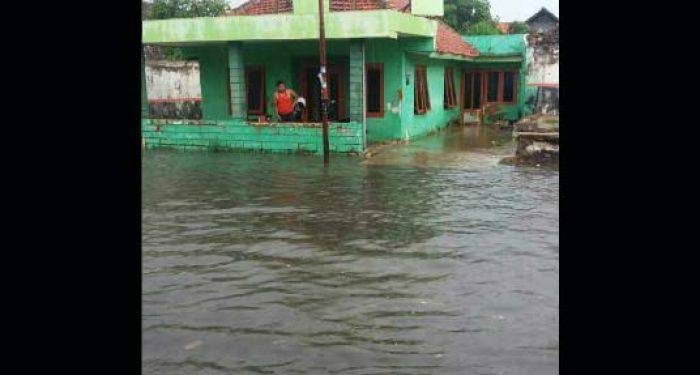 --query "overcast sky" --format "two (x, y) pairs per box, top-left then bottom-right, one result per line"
(489, 0), (558, 22)
(226, 0), (558, 22)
